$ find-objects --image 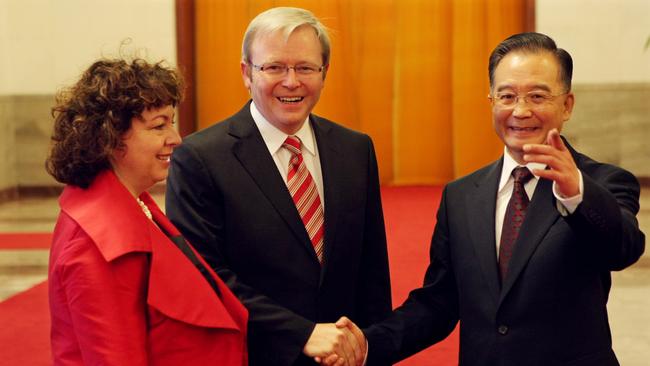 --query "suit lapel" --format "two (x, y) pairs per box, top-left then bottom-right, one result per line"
(229, 104), (318, 261)
(311, 116), (340, 282)
(499, 177), (560, 303)
(466, 159), (502, 302)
